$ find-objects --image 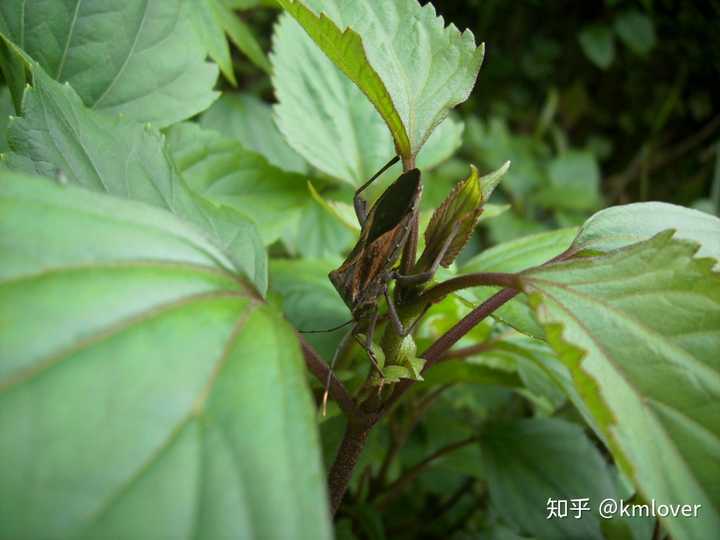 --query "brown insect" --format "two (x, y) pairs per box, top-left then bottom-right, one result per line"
(315, 157), (459, 411)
